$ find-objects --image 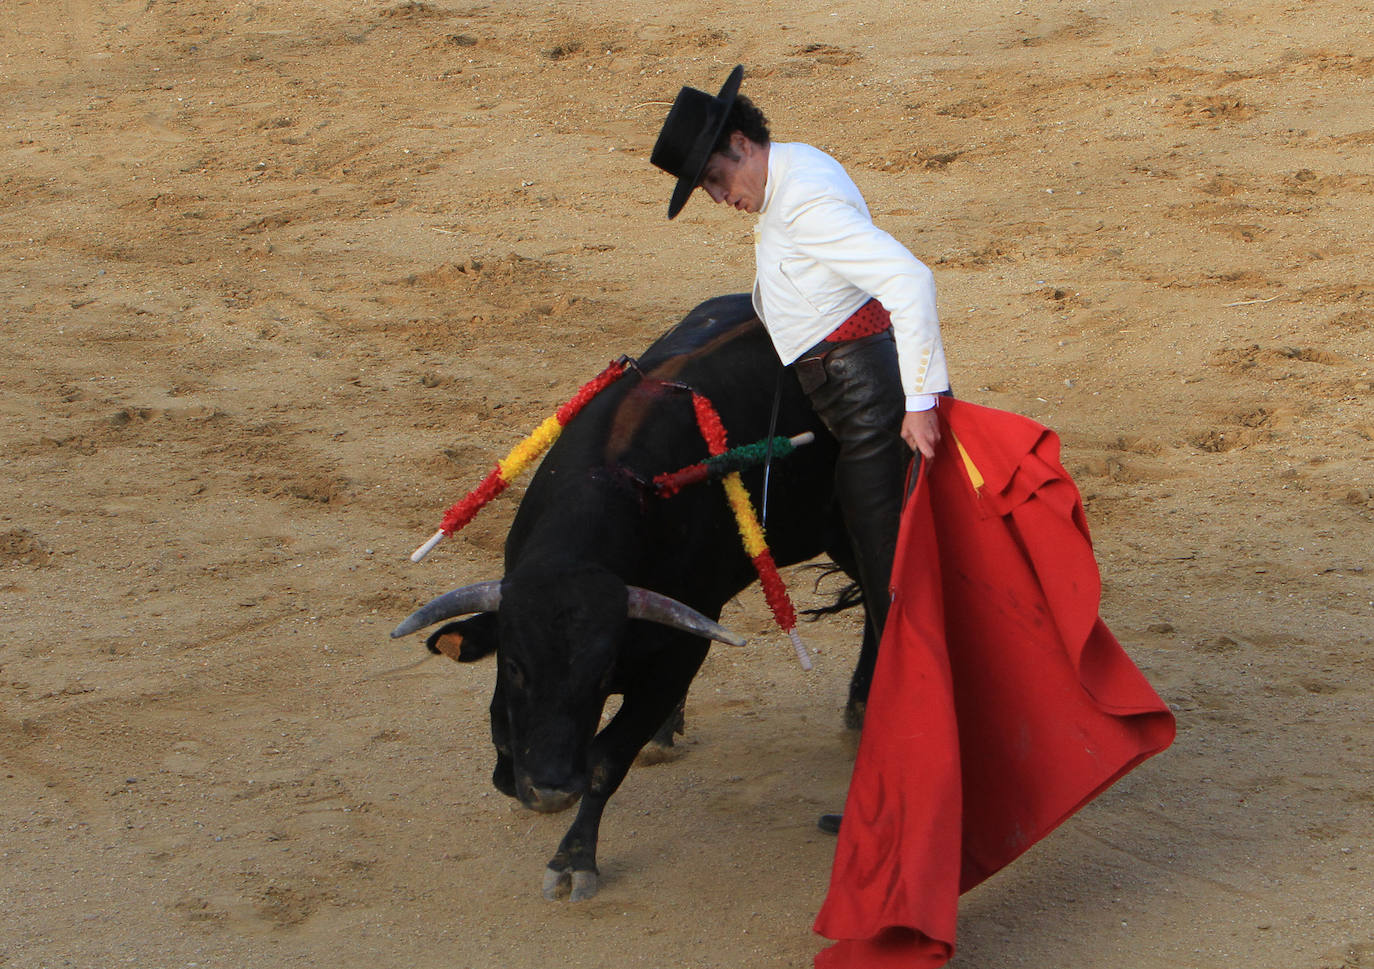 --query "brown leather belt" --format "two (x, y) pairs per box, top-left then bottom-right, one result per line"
(793, 329), (894, 395)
